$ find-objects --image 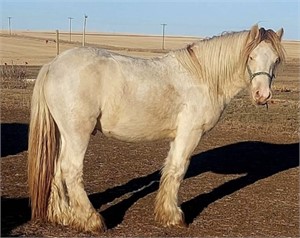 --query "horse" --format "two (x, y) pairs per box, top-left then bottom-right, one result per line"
(28, 25), (285, 232)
